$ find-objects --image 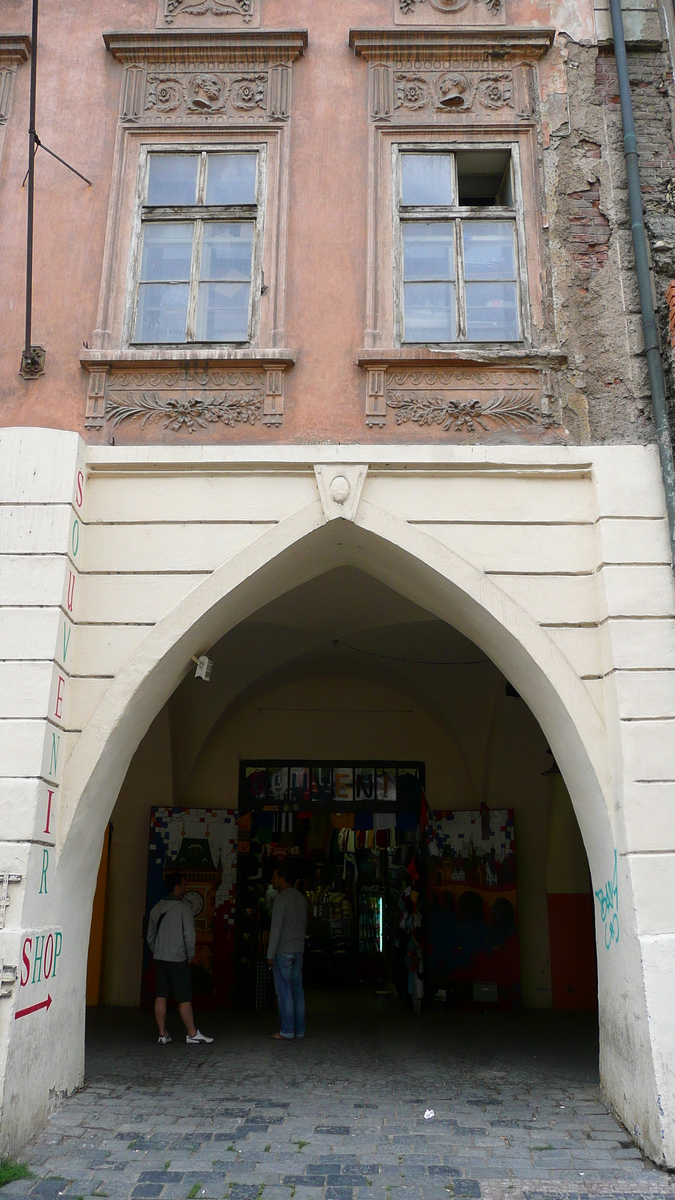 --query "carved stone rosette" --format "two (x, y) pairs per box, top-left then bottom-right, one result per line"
(364, 365), (563, 437)
(84, 364), (286, 433)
